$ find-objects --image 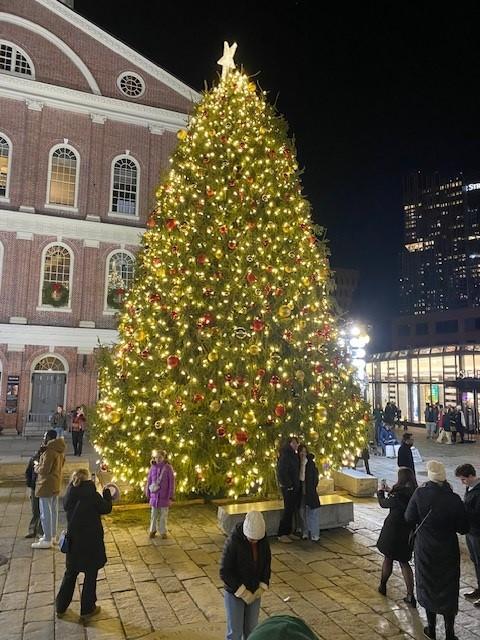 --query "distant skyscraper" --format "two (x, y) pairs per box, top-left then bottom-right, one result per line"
(400, 172), (480, 315)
